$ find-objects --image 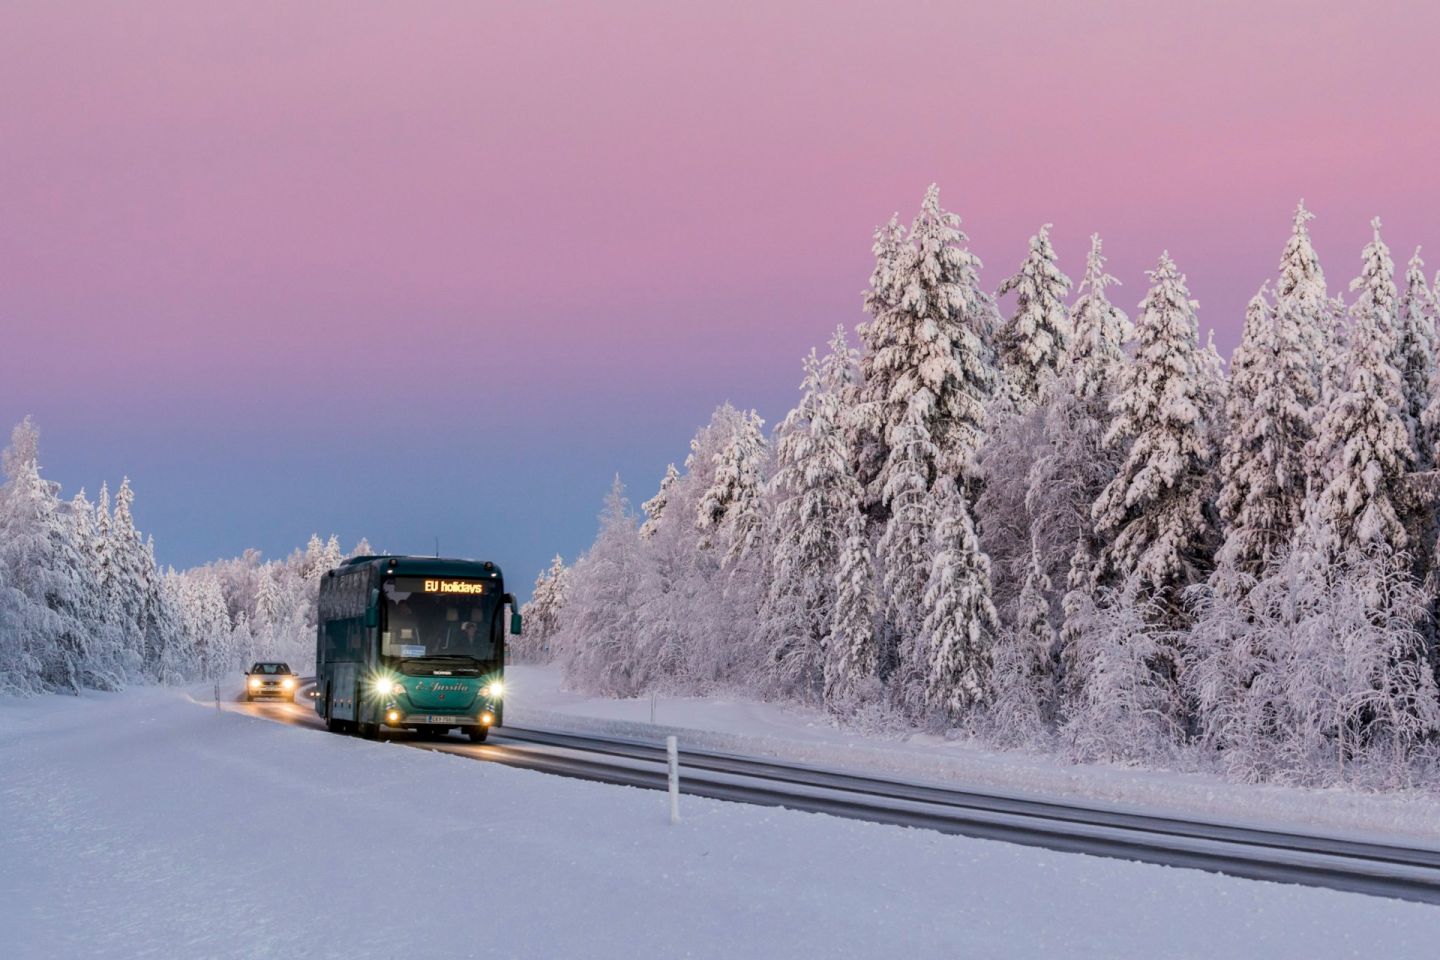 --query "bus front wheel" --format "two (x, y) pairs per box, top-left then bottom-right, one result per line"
(468, 726), (489, 744)
(358, 721), (380, 740)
